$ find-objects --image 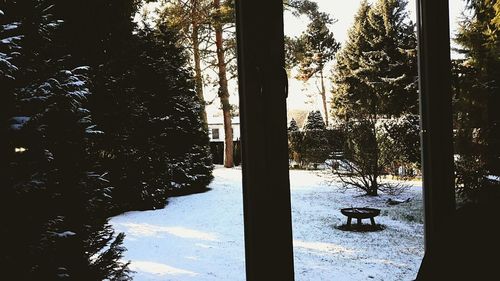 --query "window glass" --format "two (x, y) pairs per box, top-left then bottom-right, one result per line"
(212, 128), (220, 140)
